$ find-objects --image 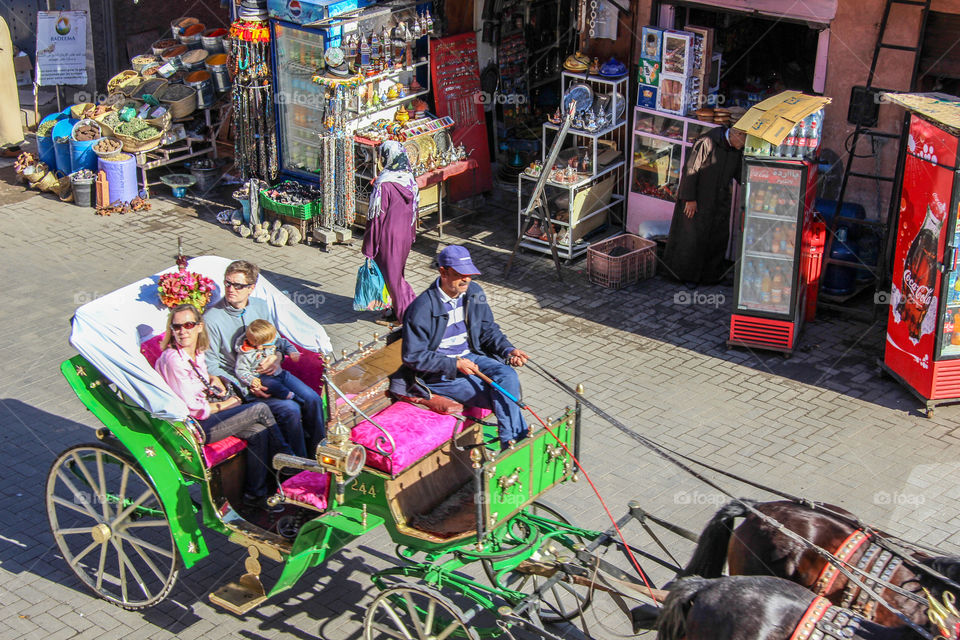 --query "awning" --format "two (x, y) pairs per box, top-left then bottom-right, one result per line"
(677, 0), (837, 26)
